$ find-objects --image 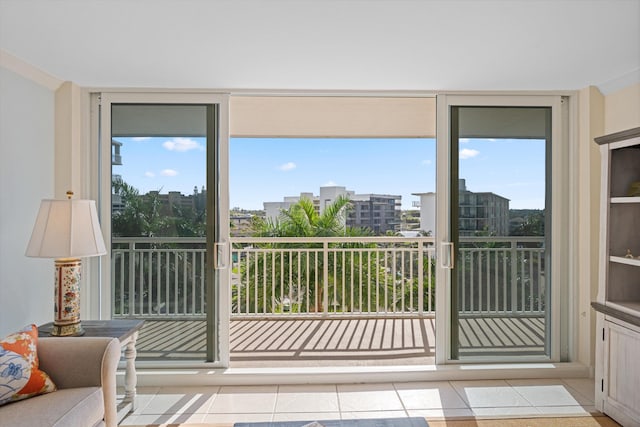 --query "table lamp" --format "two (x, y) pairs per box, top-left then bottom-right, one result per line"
(25, 191), (107, 336)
